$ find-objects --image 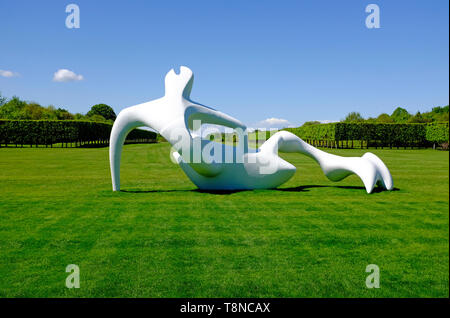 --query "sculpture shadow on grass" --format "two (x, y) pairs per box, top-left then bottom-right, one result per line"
(120, 186), (400, 195)
(277, 185), (400, 193)
(120, 189), (244, 195)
